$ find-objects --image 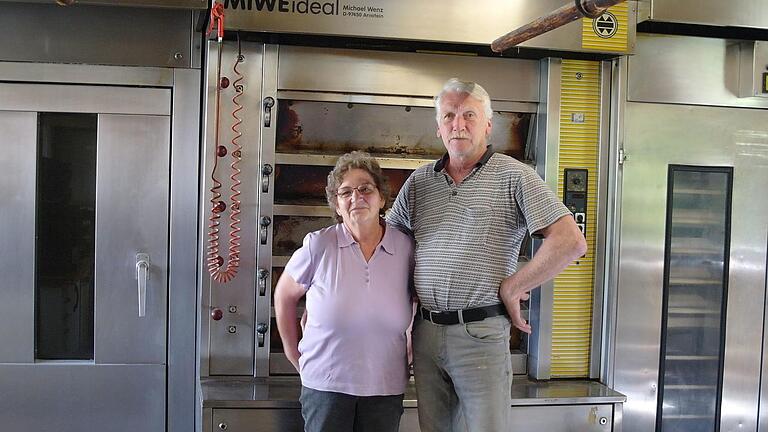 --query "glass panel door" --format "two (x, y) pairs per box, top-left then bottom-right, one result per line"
(658, 166), (732, 431)
(35, 113), (97, 360)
